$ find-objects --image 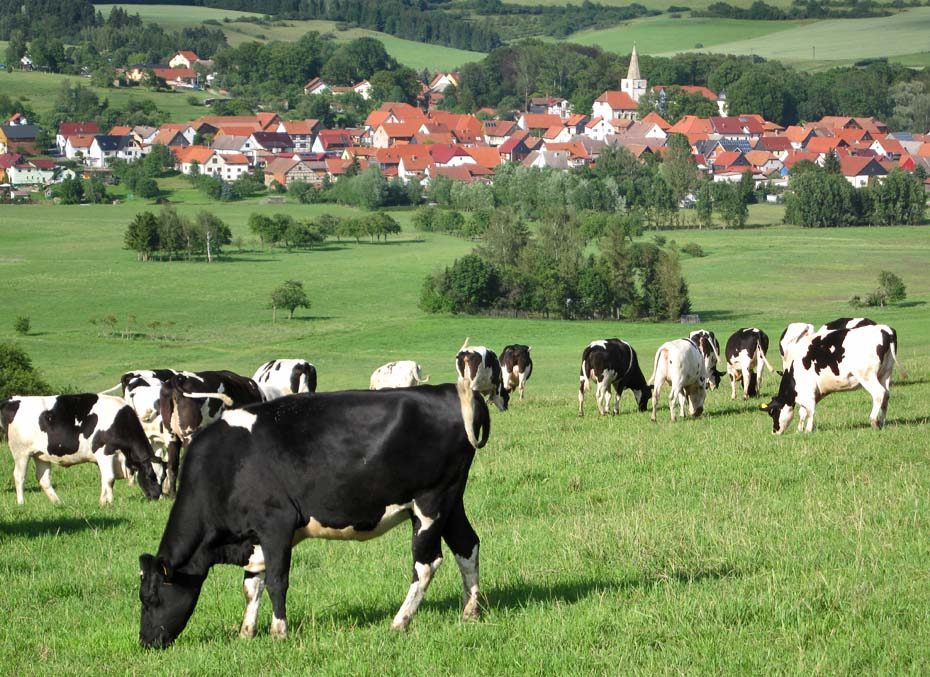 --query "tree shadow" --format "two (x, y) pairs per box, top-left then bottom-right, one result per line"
(894, 301), (926, 308)
(0, 516), (127, 539)
(693, 309), (738, 322)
